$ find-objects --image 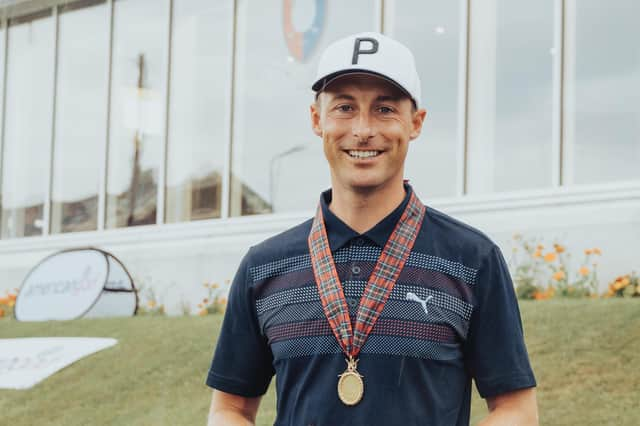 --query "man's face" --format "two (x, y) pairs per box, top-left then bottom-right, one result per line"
(310, 74), (426, 194)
